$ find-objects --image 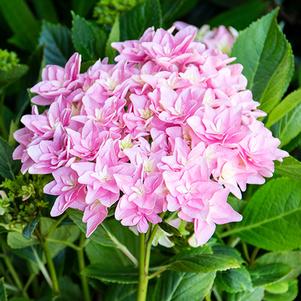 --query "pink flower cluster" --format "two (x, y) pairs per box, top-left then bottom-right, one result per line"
(13, 25), (287, 246)
(174, 22), (238, 54)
